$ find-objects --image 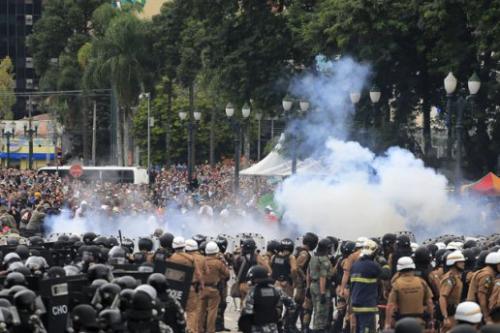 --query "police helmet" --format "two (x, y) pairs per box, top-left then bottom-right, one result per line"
(396, 235), (411, 248)
(119, 289), (135, 311)
(46, 266), (66, 279)
(280, 238), (295, 253)
(5, 272), (26, 288)
(341, 241), (356, 257)
(0, 298), (11, 308)
(129, 290), (155, 319)
(463, 239), (477, 249)
(94, 236), (110, 248)
(316, 238), (332, 254)
(98, 309), (122, 330)
(138, 238), (154, 252)
(108, 237), (119, 247)
(395, 317), (423, 333)
(3, 252), (21, 265)
(135, 284), (157, 301)
(397, 257), (416, 272)
(199, 241), (208, 255)
(13, 289), (36, 311)
(8, 285), (27, 297)
(90, 279), (108, 294)
(302, 232), (319, 251)
(485, 252), (500, 265)
(205, 241), (219, 255)
(29, 236), (44, 246)
(99, 283), (121, 304)
(147, 273), (169, 294)
(326, 236), (339, 252)
(87, 264), (112, 282)
(215, 236), (228, 253)
(246, 265), (268, 283)
(454, 301), (482, 324)
(64, 265), (81, 276)
(241, 238), (256, 254)
(266, 240), (280, 254)
(172, 237), (185, 249)
(185, 239), (198, 252)
(15, 245), (30, 260)
(69, 235), (81, 243)
(10, 264), (31, 277)
(57, 234), (70, 242)
(159, 233), (174, 249)
(426, 243), (438, 258)
(25, 256), (48, 272)
(71, 304), (98, 330)
(450, 325), (481, 333)
(382, 233), (397, 248)
(115, 275), (139, 290)
(446, 251), (466, 266)
(109, 246), (126, 260)
(83, 232), (97, 245)
(413, 246), (431, 265)
(192, 234), (207, 245)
